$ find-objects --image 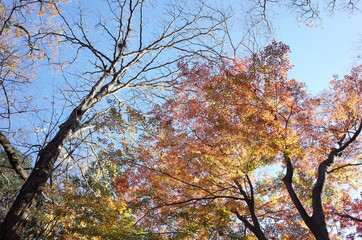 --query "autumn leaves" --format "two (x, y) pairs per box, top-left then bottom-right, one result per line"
(113, 42), (362, 239)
